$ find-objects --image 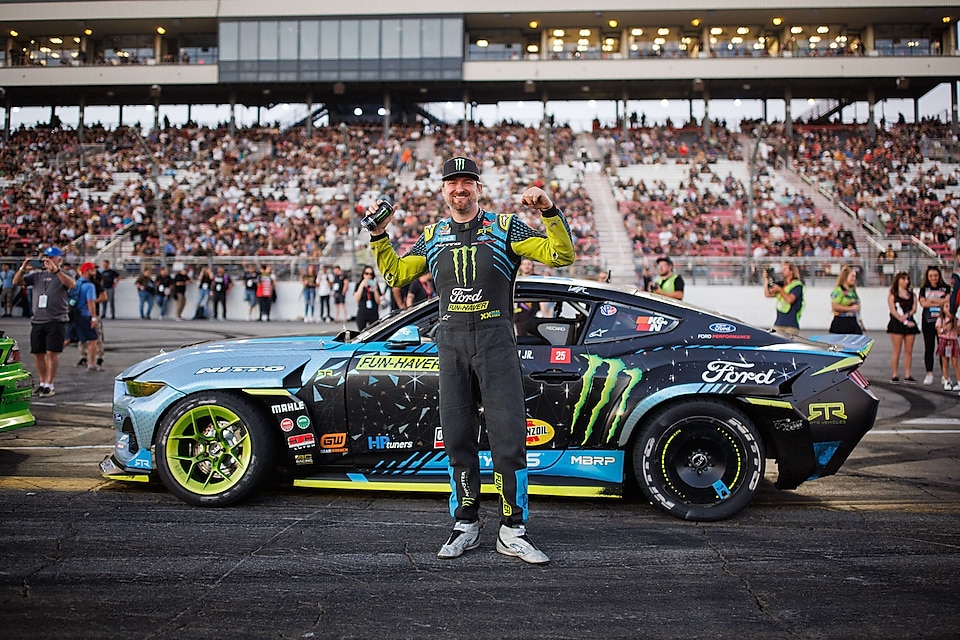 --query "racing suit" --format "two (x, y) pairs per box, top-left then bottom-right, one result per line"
(371, 207), (575, 525)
